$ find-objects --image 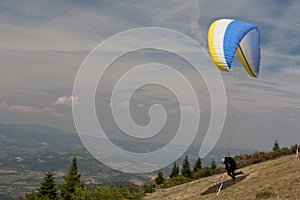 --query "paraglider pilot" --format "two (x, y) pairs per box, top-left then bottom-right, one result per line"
(221, 157), (244, 181)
